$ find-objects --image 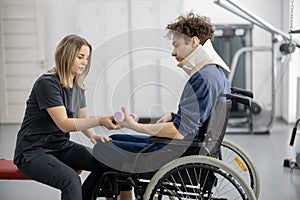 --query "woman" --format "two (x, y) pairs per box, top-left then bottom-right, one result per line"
(13, 34), (119, 200)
